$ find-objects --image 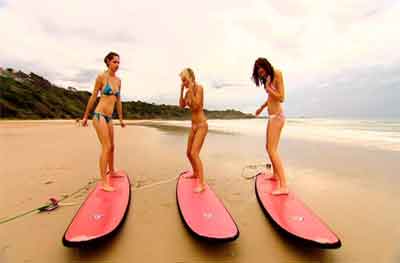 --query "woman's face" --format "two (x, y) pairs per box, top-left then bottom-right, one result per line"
(257, 66), (266, 79)
(108, 56), (120, 72)
(181, 75), (191, 88)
